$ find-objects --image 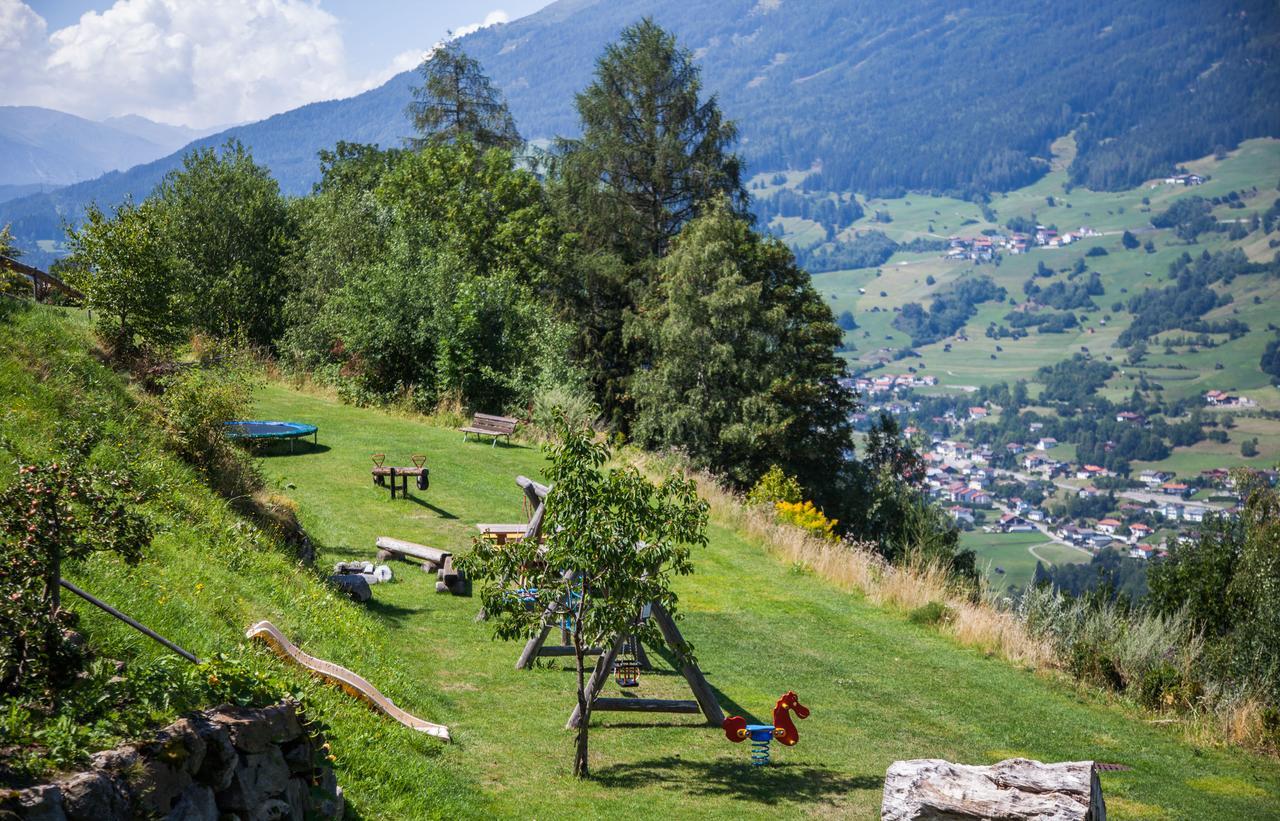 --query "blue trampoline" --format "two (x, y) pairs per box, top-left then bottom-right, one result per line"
(225, 420), (318, 452)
